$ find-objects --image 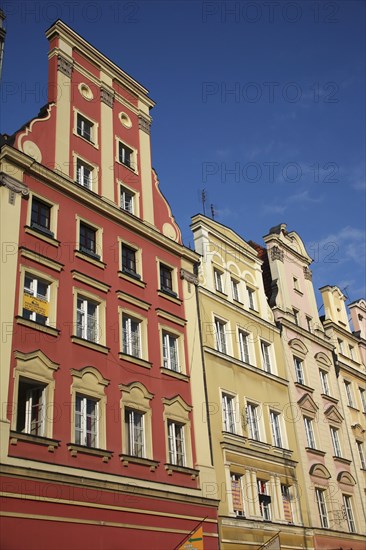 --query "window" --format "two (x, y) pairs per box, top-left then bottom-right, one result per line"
(77, 113), (93, 142)
(281, 485), (293, 523)
(239, 330), (250, 363)
(168, 420), (185, 466)
(342, 495), (356, 533)
(349, 345), (355, 360)
(23, 273), (50, 325)
(293, 308), (300, 326)
(16, 378), (46, 436)
(247, 403), (260, 441)
(270, 410), (282, 447)
(125, 409), (144, 457)
(247, 286), (255, 310)
(162, 332), (179, 372)
(119, 142), (135, 170)
(344, 381), (354, 407)
(357, 441), (366, 469)
(261, 341), (272, 373)
(214, 269), (224, 293)
(293, 277), (300, 291)
(31, 197), (53, 236)
(306, 316), (313, 333)
(122, 244), (139, 278)
(231, 278), (240, 301)
(320, 370), (330, 395)
(231, 474), (244, 516)
(360, 388), (366, 413)
(120, 185), (135, 213)
(316, 489), (328, 528)
(215, 318), (227, 354)
(222, 393), (236, 433)
(294, 357), (305, 385)
(75, 394), (98, 447)
(304, 416), (316, 448)
(257, 480), (271, 520)
(122, 314), (141, 357)
(338, 338), (344, 354)
(330, 427), (342, 457)
(77, 296), (98, 342)
(76, 158), (93, 189)
(160, 264), (176, 296)
(79, 222), (99, 259)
